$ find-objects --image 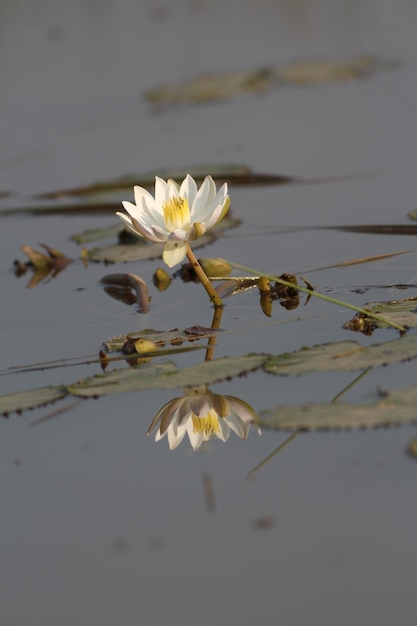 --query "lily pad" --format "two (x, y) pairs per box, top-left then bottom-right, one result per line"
(344, 298), (417, 334)
(70, 225), (123, 244)
(263, 332), (417, 376)
(0, 385), (68, 417)
(145, 56), (398, 106)
(68, 354), (267, 397)
(259, 384), (417, 431)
